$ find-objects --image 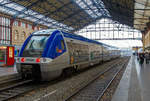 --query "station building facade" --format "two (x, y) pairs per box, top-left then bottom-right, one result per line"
(0, 13), (47, 46)
(12, 20), (45, 46)
(143, 29), (150, 52)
